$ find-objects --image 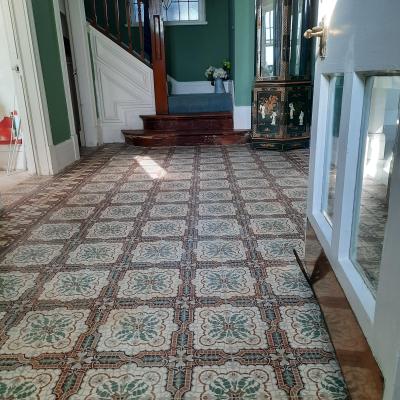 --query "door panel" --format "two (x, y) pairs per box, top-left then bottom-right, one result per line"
(308, 0), (400, 398)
